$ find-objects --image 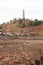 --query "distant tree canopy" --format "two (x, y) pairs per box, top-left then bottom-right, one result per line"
(18, 18), (23, 24)
(18, 18), (26, 28)
(10, 20), (12, 23)
(12, 18), (16, 23)
(29, 19), (43, 26)
(10, 18), (17, 23)
(1, 18), (43, 28)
